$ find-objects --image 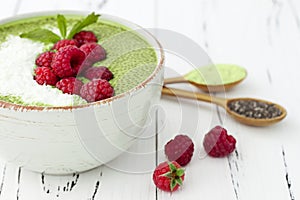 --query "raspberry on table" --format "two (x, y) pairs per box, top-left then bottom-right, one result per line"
(165, 135), (194, 166)
(52, 39), (79, 51)
(152, 161), (185, 192)
(80, 79), (114, 102)
(73, 31), (98, 47)
(51, 46), (86, 78)
(56, 77), (84, 95)
(203, 126), (236, 157)
(80, 42), (106, 67)
(34, 67), (59, 86)
(83, 66), (113, 81)
(35, 51), (55, 68)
